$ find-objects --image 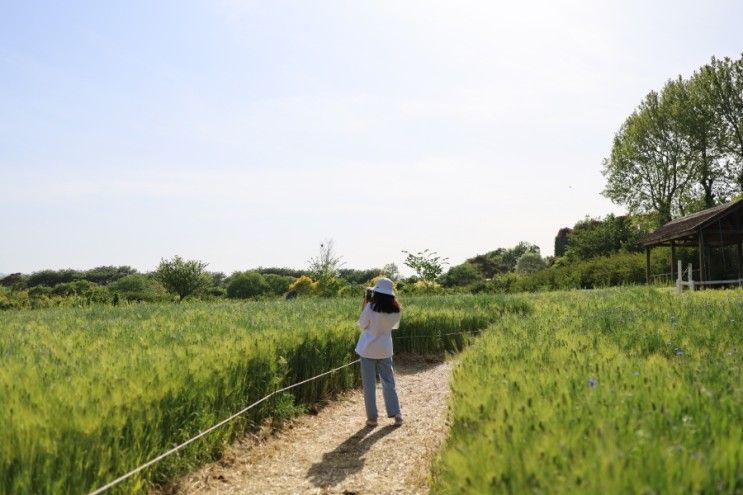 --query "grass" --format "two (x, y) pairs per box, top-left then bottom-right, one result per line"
(431, 287), (743, 494)
(0, 294), (514, 494)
